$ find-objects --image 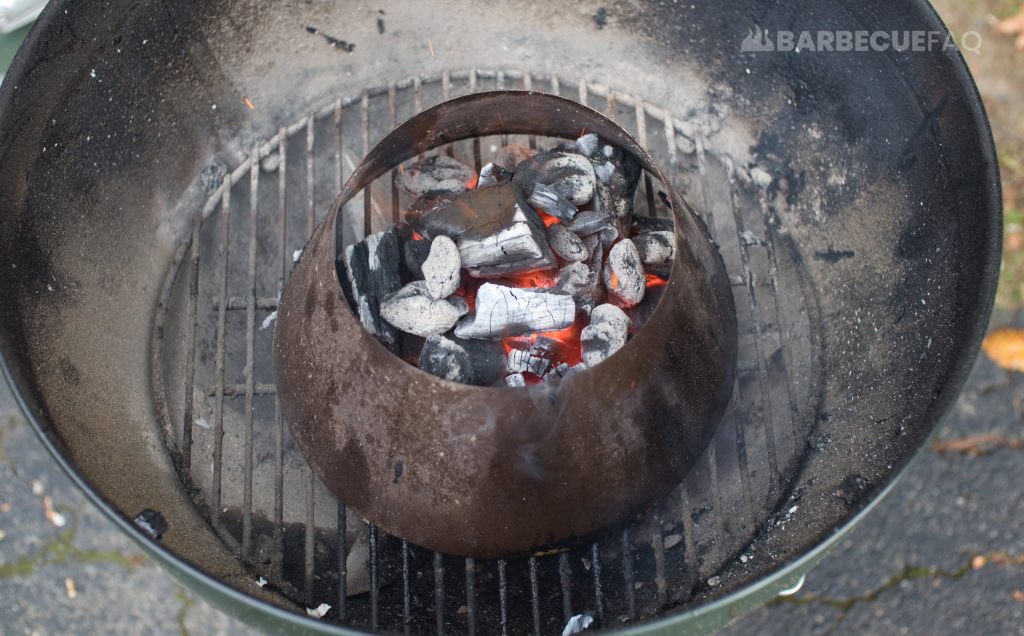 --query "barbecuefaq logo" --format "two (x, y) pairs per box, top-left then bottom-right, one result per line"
(741, 24), (982, 54)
